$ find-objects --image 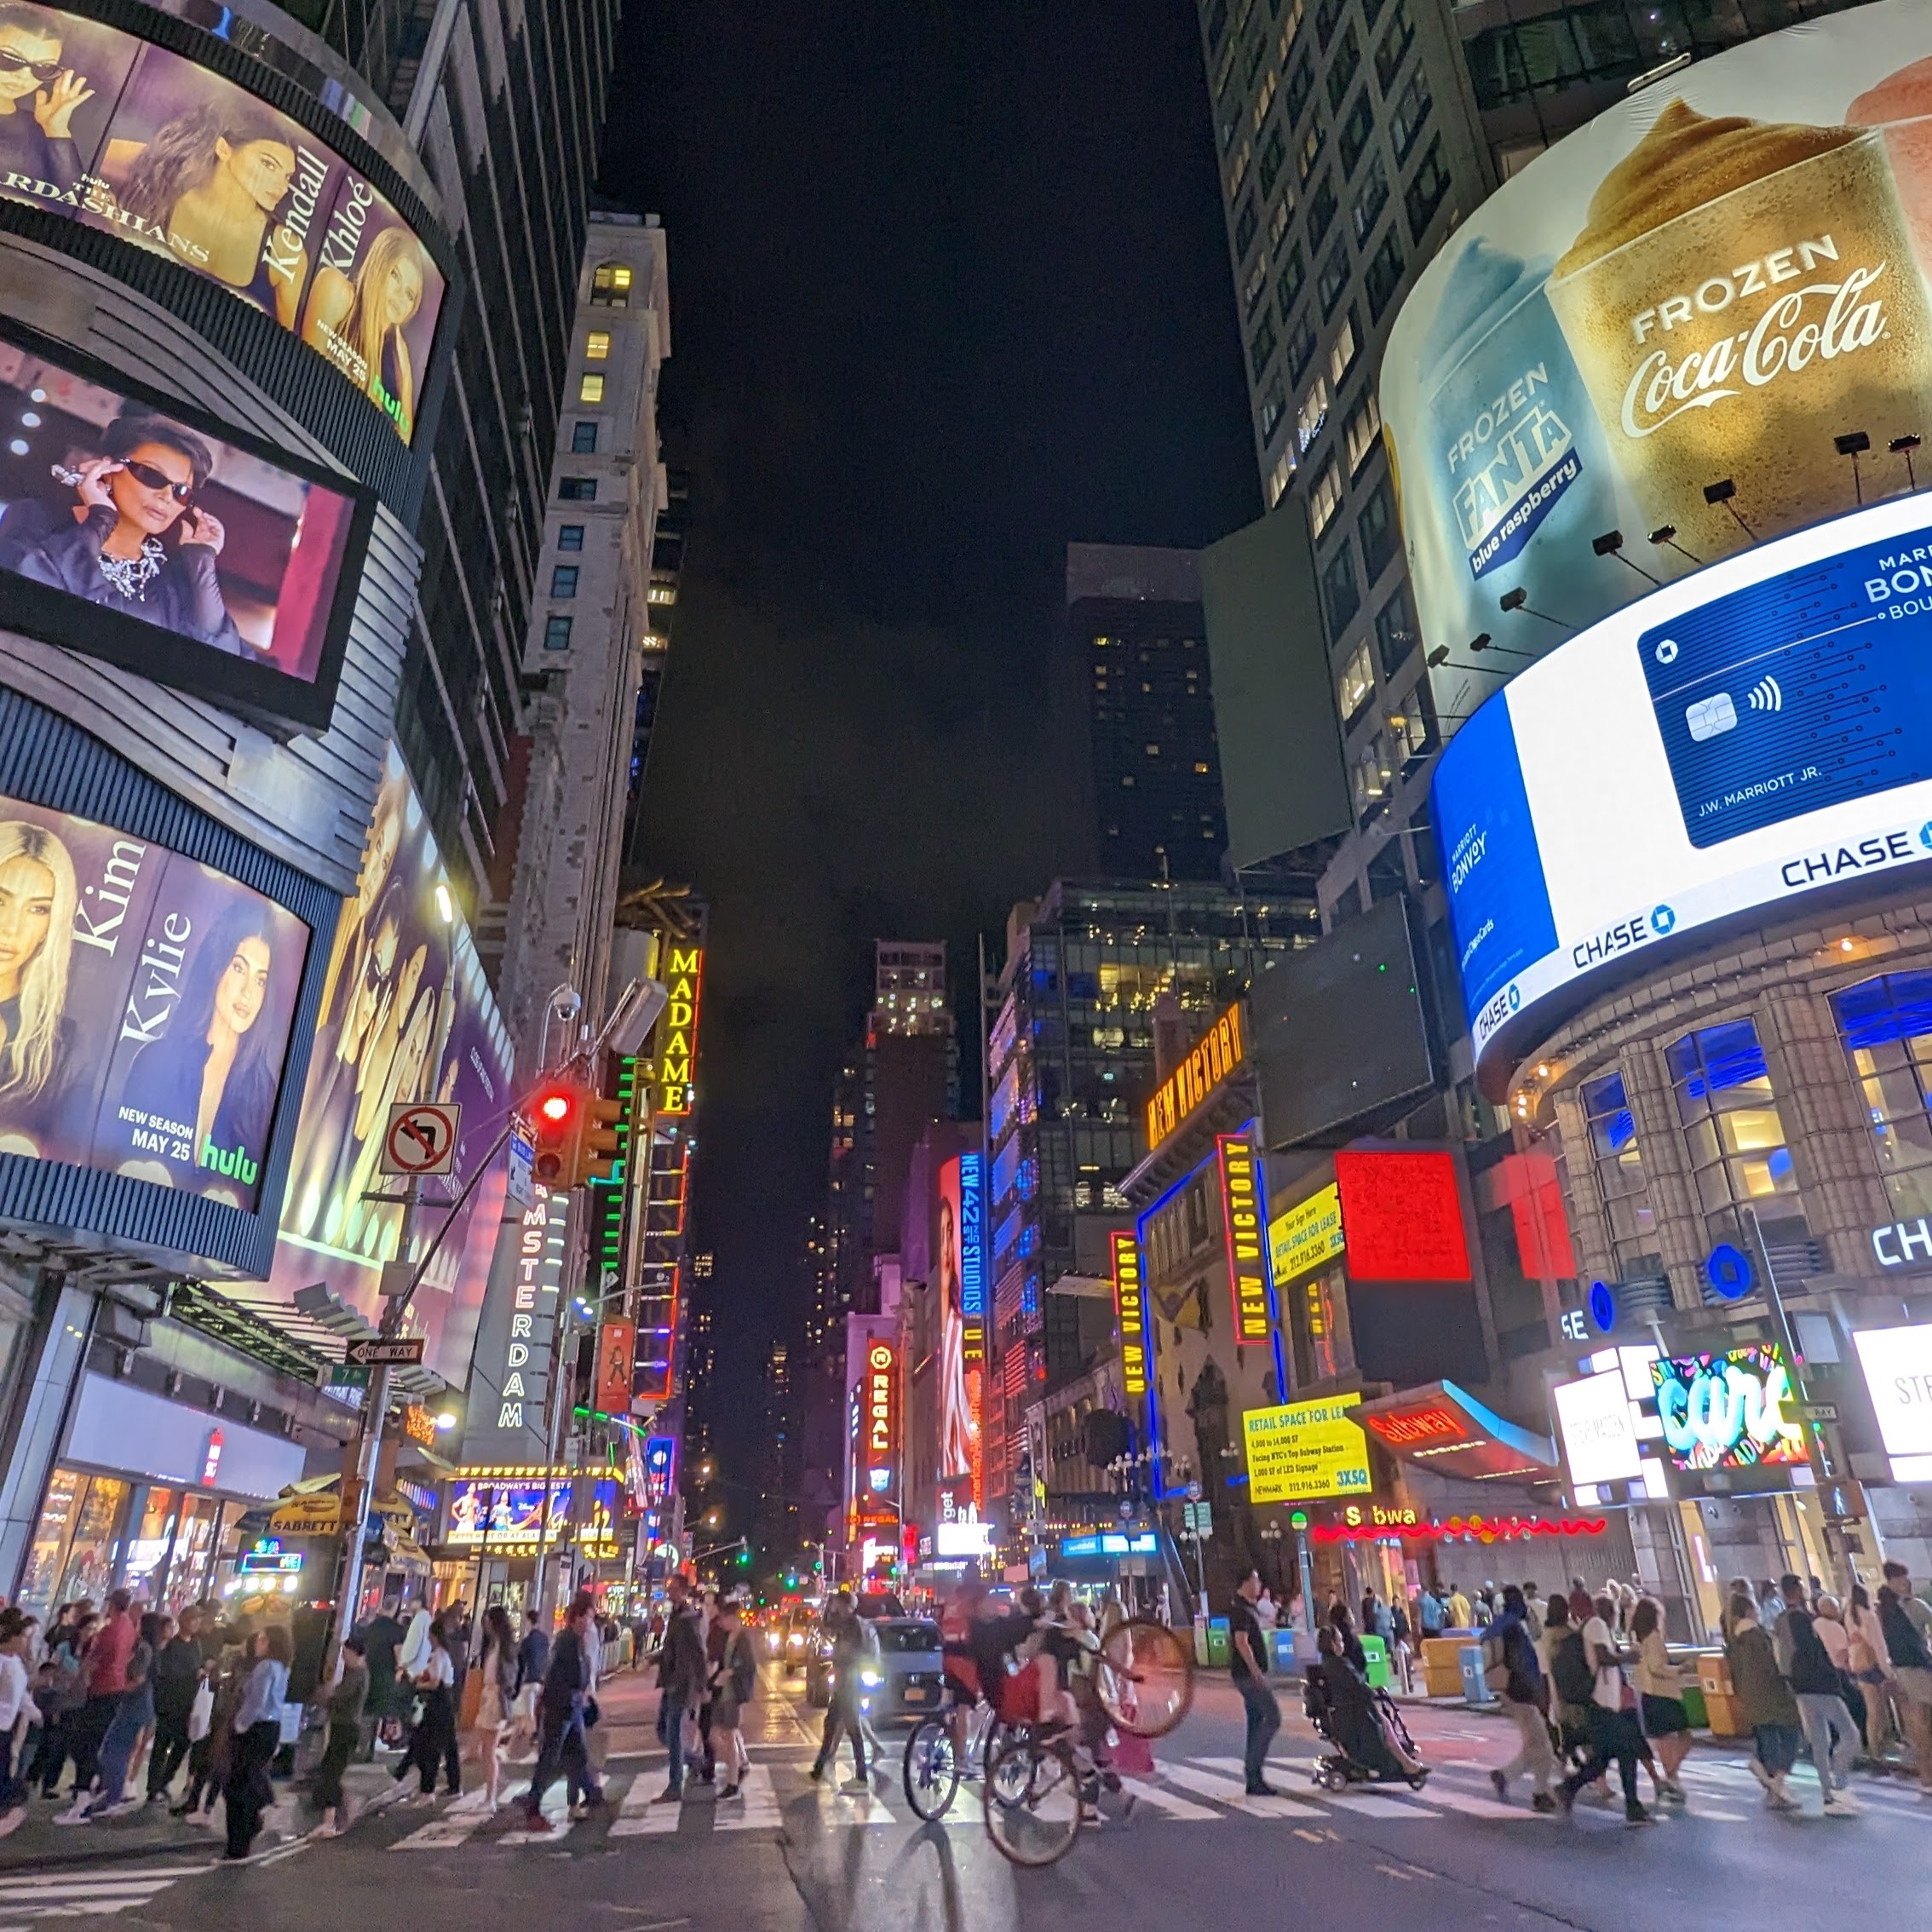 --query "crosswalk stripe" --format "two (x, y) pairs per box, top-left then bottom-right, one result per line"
(1159, 1761), (1309, 1819)
(1117, 1778), (1219, 1821)
(714, 1763), (782, 1832)
(810, 1779), (899, 1827)
(1404, 1783), (1529, 1822)
(607, 1771), (677, 1838)
(0, 1882), (179, 1900)
(390, 1791), (504, 1849)
(0, 1870), (207, 1893)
